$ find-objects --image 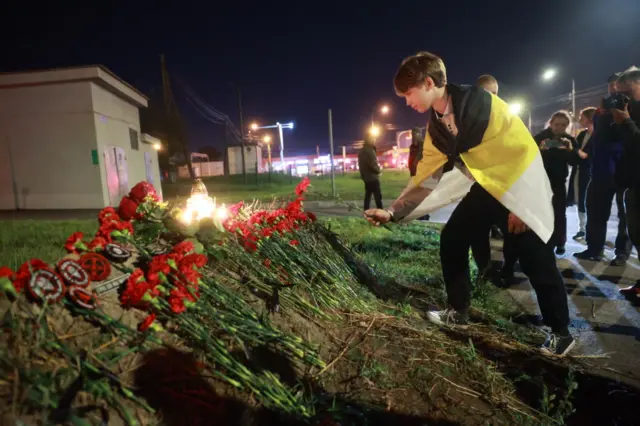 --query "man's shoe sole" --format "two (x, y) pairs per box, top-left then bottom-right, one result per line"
(541, 339), (577, 357)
